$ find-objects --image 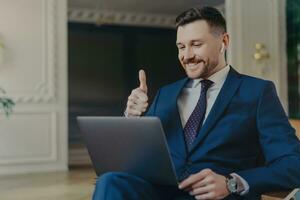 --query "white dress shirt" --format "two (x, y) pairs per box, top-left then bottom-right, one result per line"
(177, 65), (230, 127)
(177, 65), (249, 195)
